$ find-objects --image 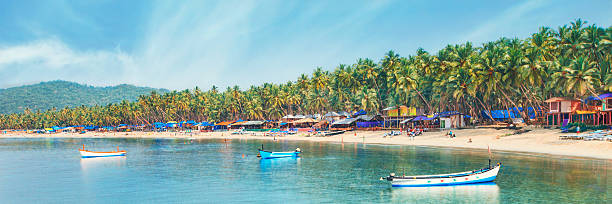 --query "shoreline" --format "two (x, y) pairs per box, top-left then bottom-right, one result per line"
(2, 128), (611, 160)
